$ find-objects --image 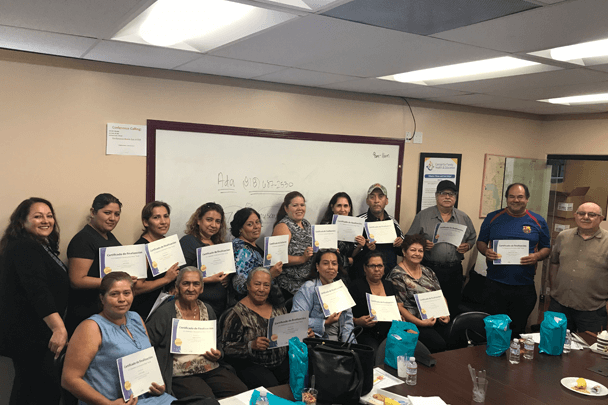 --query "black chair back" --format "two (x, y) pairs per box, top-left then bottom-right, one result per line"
(447, 311), (490, 350)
